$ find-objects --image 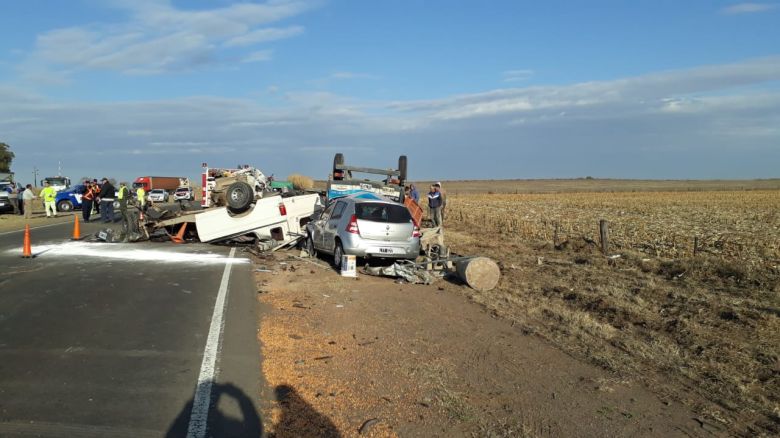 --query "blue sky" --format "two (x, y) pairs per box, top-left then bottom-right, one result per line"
(1, 1), (779, 183)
